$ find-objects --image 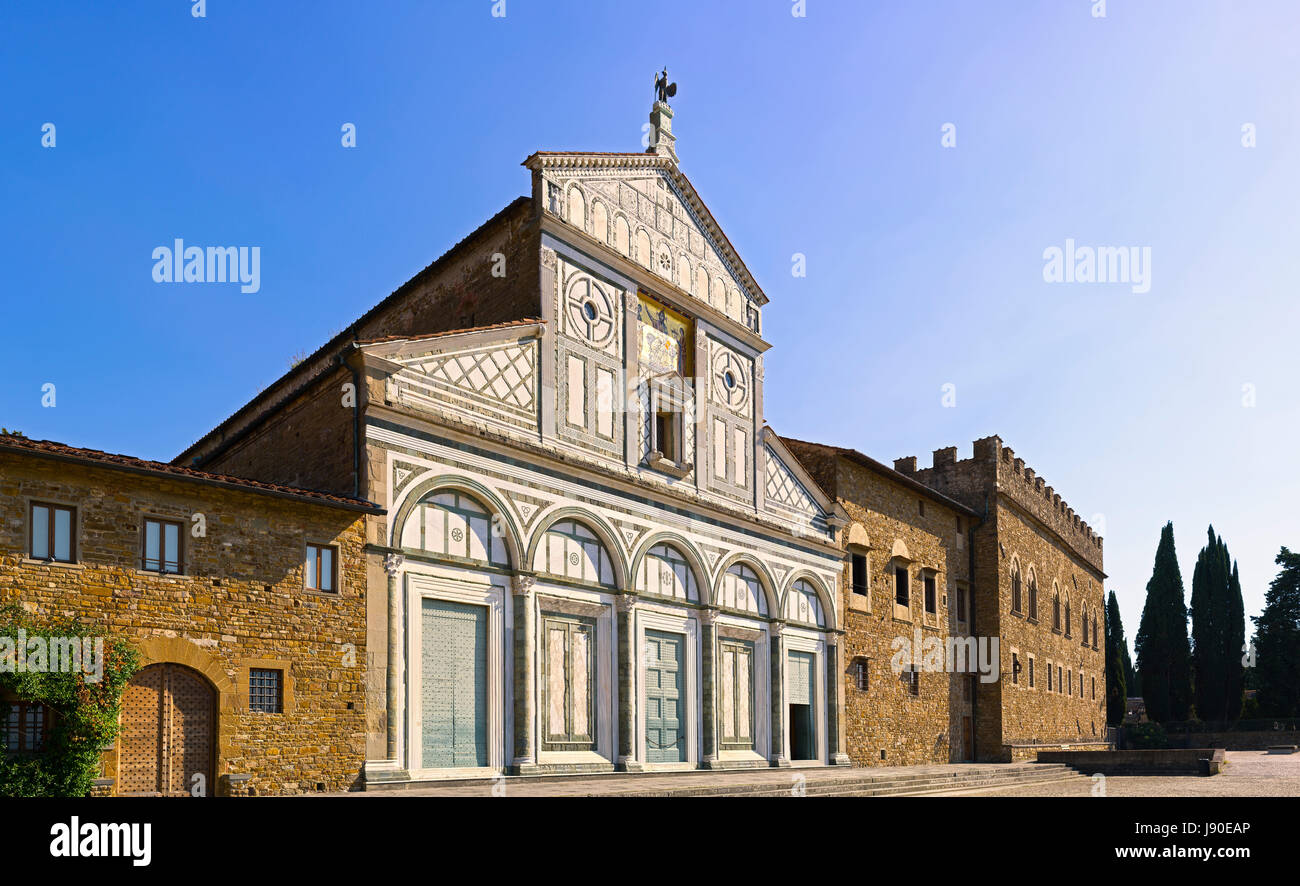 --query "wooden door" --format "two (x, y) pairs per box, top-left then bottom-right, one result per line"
(118, 664), (214, 796)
